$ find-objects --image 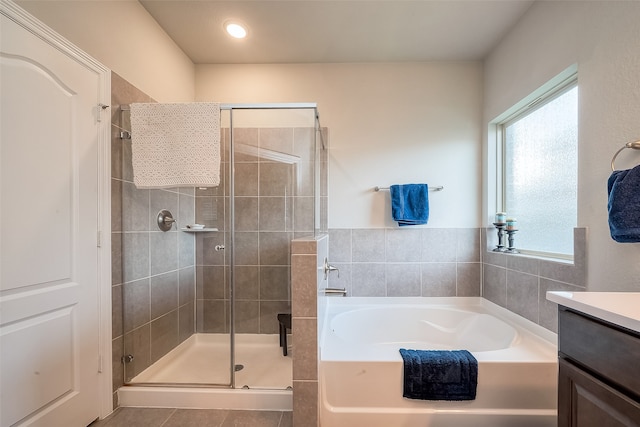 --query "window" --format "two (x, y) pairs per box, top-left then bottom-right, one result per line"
(498, 78), (578, 258)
